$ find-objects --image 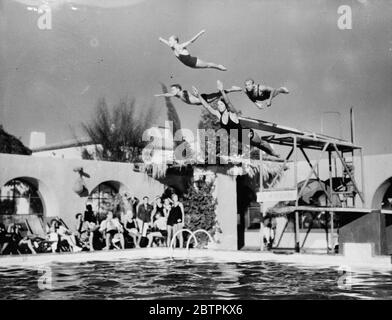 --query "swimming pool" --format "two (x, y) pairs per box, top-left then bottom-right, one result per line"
(1, 253), (392, 300)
